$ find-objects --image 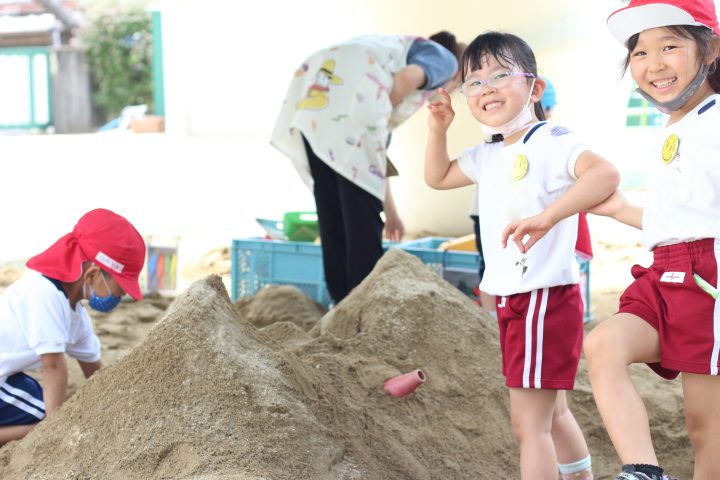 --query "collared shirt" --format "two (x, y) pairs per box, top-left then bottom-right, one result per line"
(643, 94), (720, 249)
(458, 122), (588, 296)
